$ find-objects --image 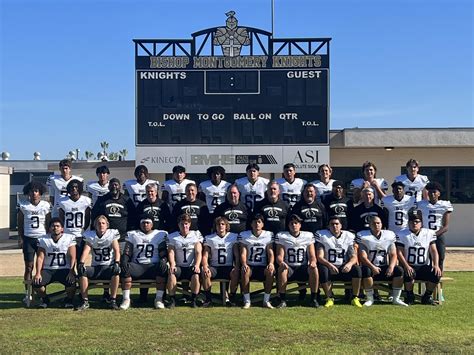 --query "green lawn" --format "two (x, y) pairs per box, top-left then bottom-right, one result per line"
(0, 272), (473, 353)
